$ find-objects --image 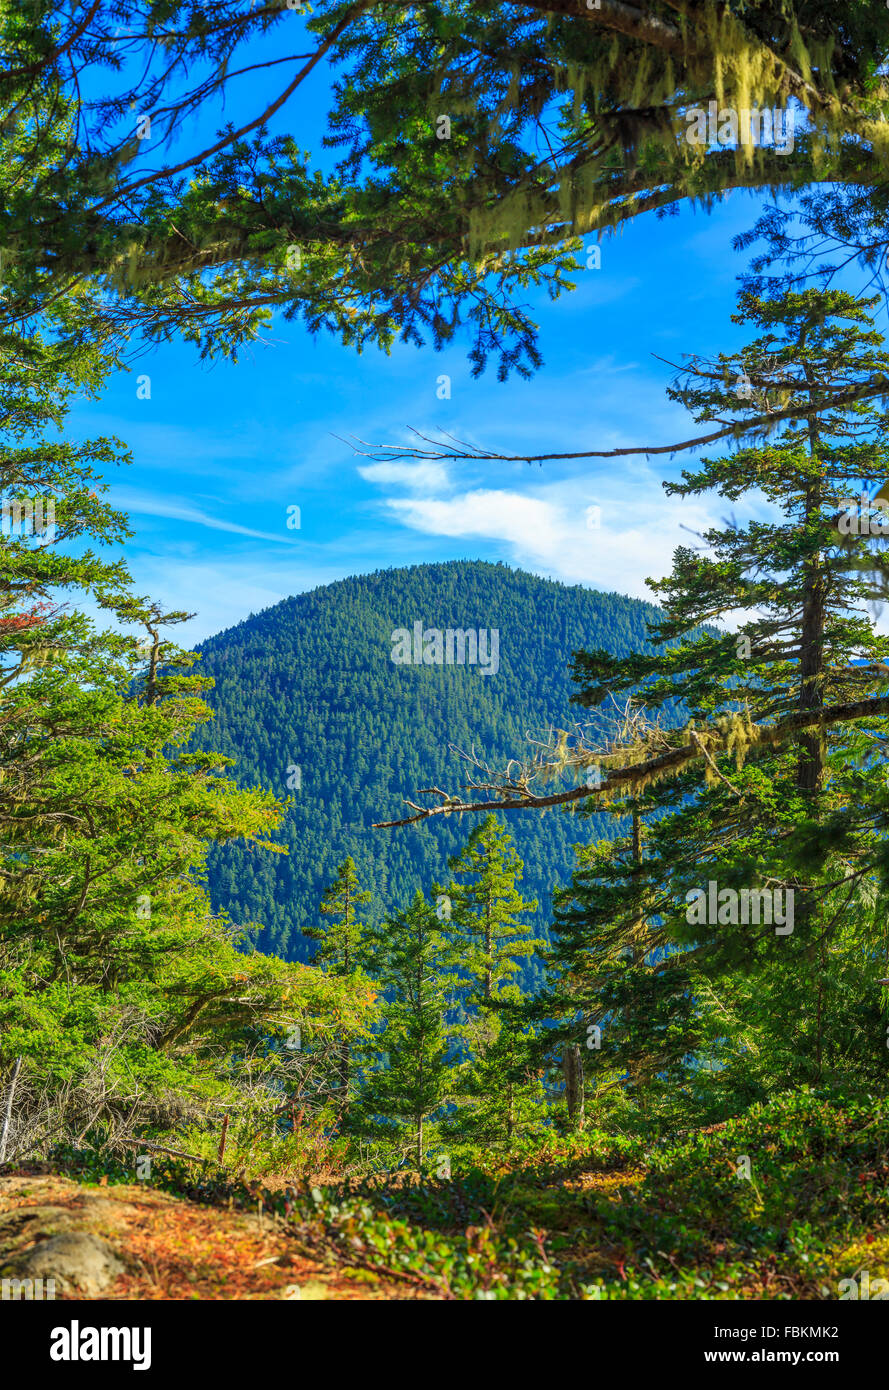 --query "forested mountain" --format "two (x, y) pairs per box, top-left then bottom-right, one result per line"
(191, 561), (673, 977)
